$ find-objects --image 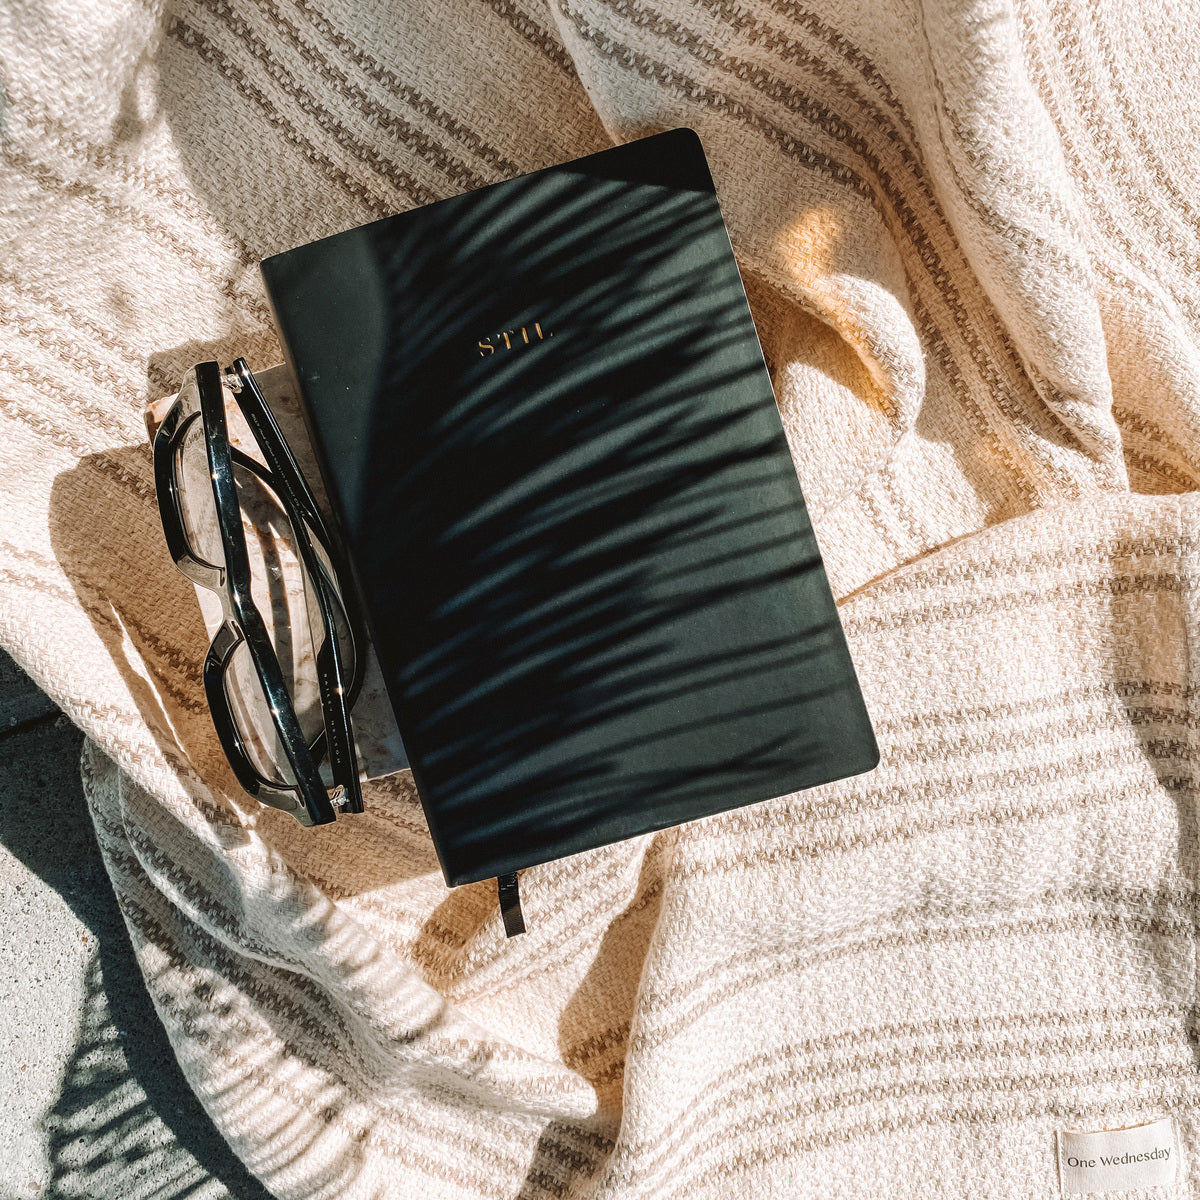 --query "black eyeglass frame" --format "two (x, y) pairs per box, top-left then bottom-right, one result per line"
(153, 359), (367, 825)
